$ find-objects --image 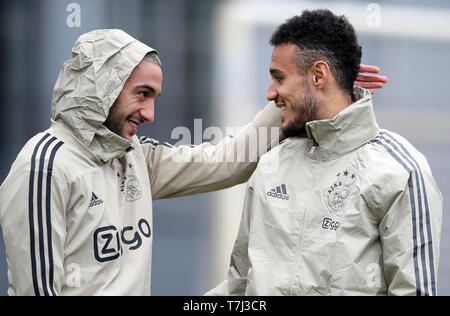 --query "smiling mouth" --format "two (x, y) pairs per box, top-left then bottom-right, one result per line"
(128, 120), (138, 129)
(127, 116), (144, 130)
(126, 118), (142, 137)
(275, 100), (287, 112)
